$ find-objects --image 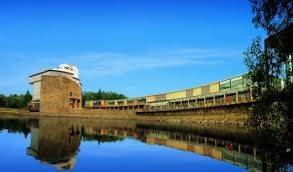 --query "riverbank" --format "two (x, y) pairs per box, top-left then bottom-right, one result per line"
(0, 108), (20, 114)
(0, 108), (248, 125)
